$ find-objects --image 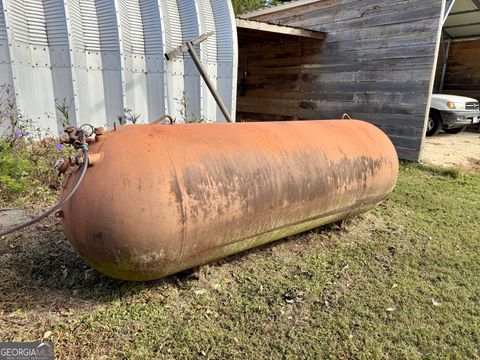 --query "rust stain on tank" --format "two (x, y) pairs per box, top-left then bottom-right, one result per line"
(60, 120), (399, 281)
